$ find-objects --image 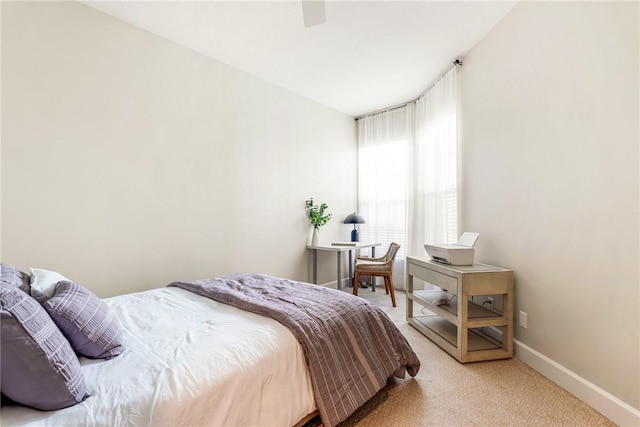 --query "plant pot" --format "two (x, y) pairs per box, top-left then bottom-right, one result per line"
(311, 228), (320, 246)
